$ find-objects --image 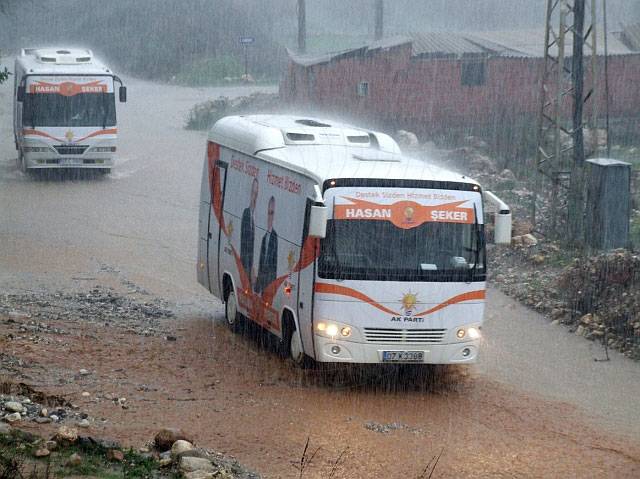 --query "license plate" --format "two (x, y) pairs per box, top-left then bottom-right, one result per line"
(382, 351), (424, 363)
(59, 158), (79, 166)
